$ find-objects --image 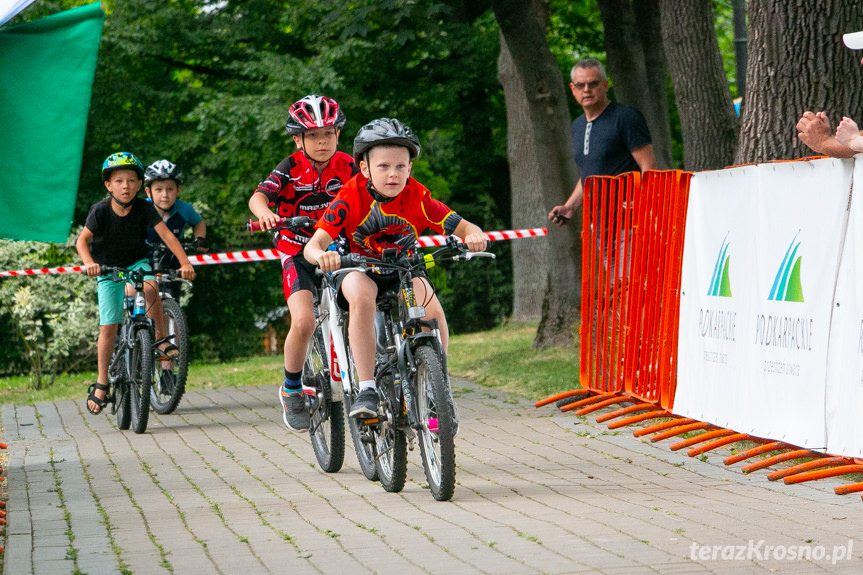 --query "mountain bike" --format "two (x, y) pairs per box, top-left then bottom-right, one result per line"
(148, 241), (195, 414)
(100, 267), (157, 434)
(327, 238), (494, 500)
(248, 216), (346, 472)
